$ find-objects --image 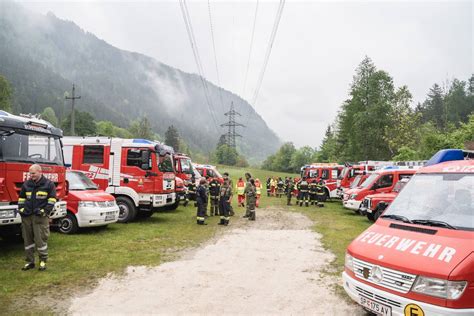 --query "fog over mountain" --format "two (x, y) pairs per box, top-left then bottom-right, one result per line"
(0, 1), (281, 162)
